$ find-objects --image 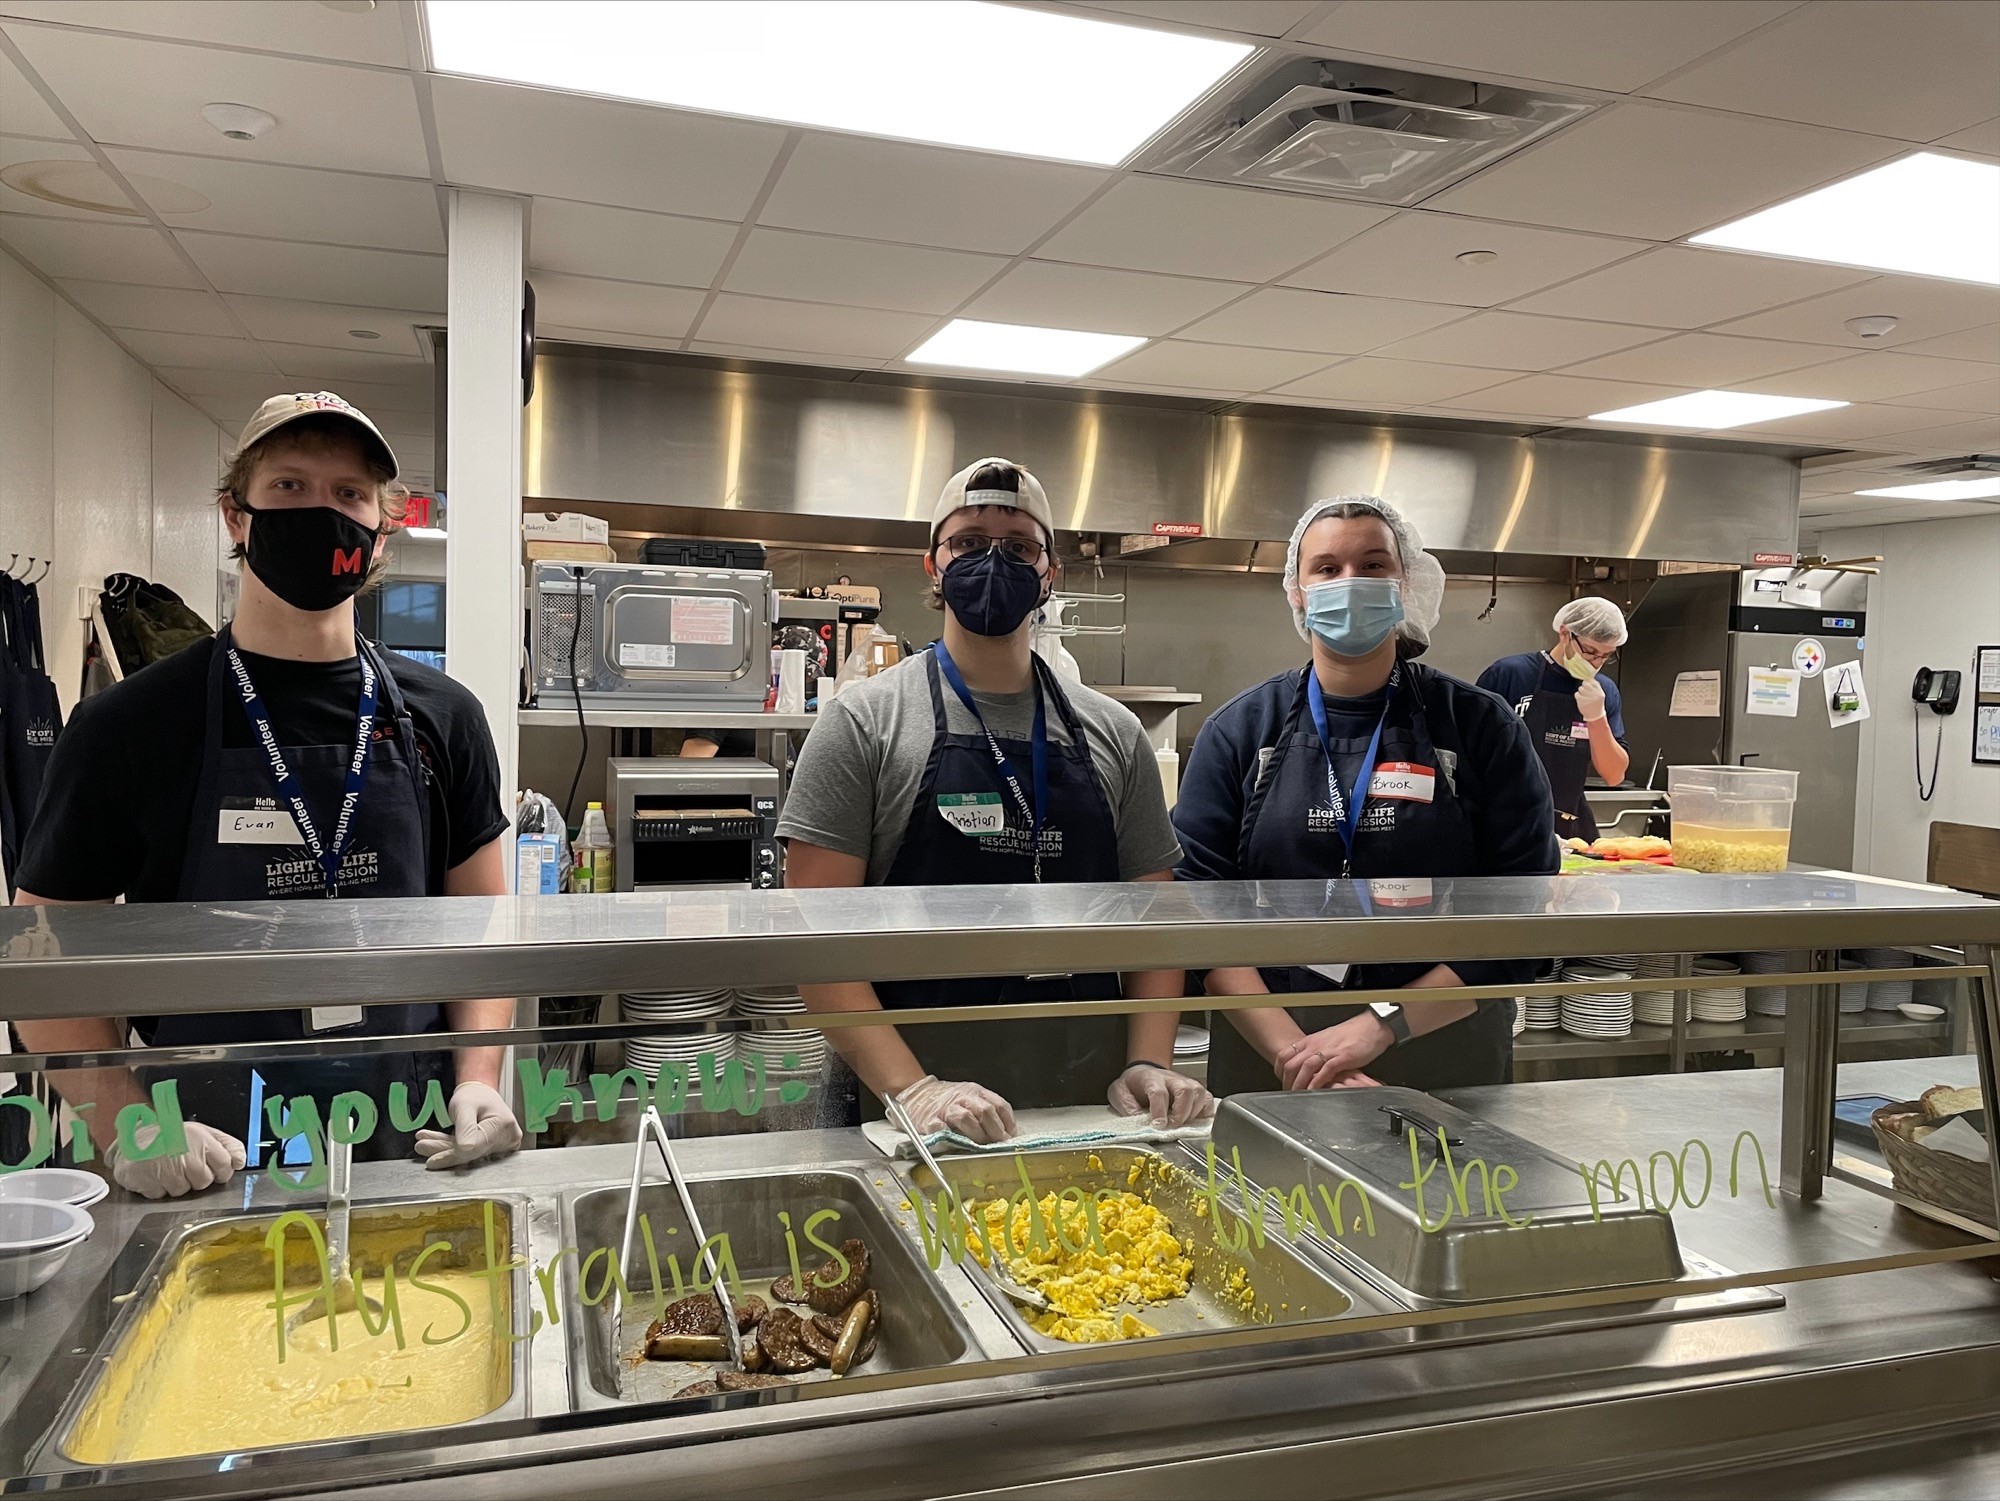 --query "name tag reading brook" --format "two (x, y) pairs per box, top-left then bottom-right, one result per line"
(936, 791), (1005, 835)
(218, 798), (304, 845)
(1367, 762), (1435, 803)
